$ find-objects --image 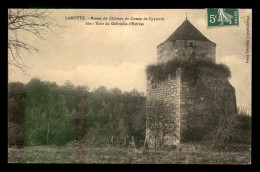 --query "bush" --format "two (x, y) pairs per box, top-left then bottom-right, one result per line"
(233, 114), (251, 144)
(204, 113), (251, 150)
